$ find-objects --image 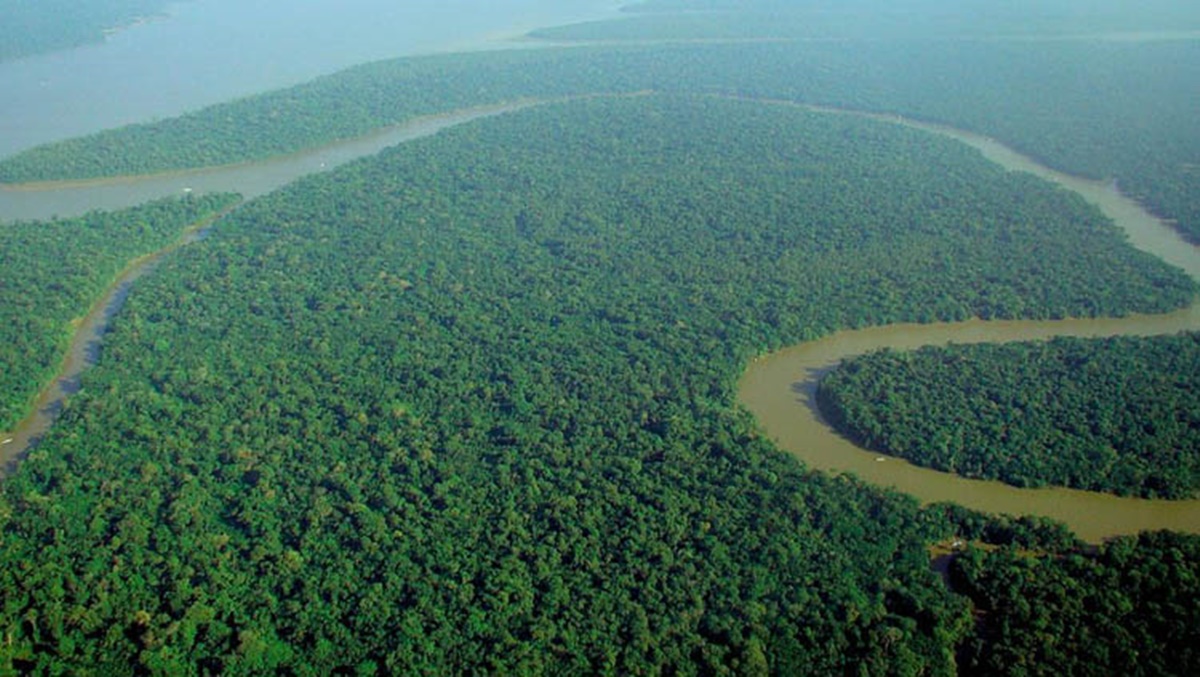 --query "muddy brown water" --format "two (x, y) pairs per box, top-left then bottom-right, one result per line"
(739, 105), (1200, 543)
(2, 95), (1198, 542)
